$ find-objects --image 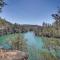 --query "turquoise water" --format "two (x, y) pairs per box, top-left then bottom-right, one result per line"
(0, 32), (60, 60)
(23, 32), (44, 60)
(0, 32), (45, 60)
(0, 34), (18, 49)
(24, 32), (43, 49)
(23, 32), (59, 60)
